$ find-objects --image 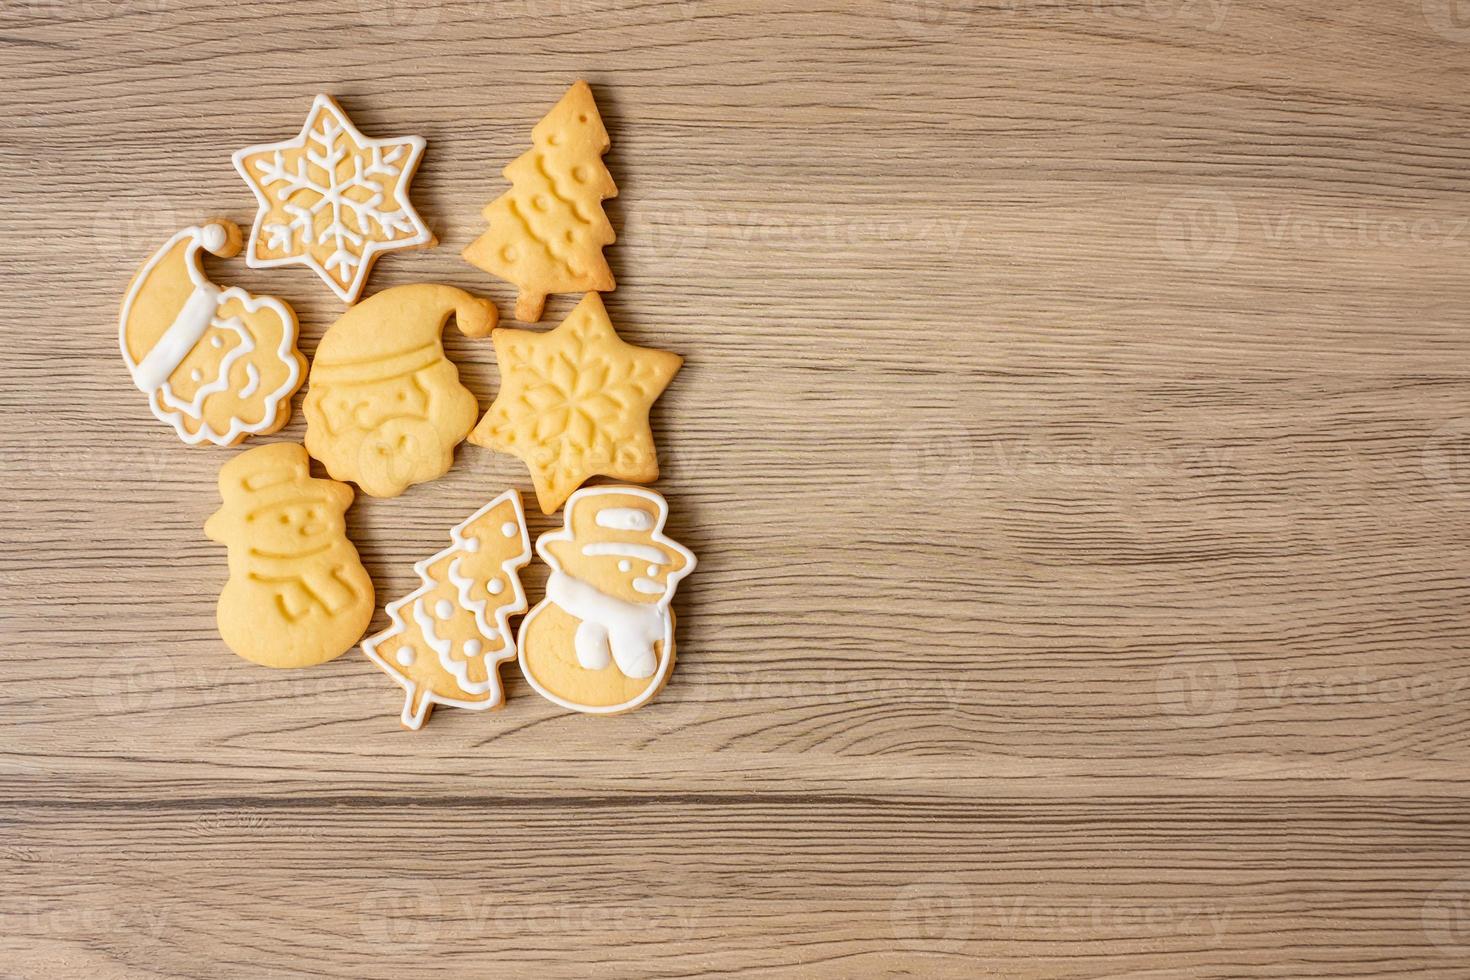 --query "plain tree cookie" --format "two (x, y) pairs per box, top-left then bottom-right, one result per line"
(518, 486), (695, 714)
(204, 443), (375, 668)
(119, 220), (305, 446)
